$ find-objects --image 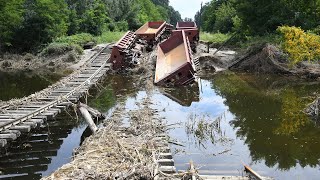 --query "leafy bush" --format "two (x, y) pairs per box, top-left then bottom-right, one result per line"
(213, 2), (237, 33)
(277, 26), (320, 64)
(235, 34), (281, 49)
(115, 21), (129, 31)
(200, 32), (231, 43)
(55, 33), (96, 47)
(40, 43), (83, 57)
(310, 25), (320, 35)
(95, 31), (126, 44)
